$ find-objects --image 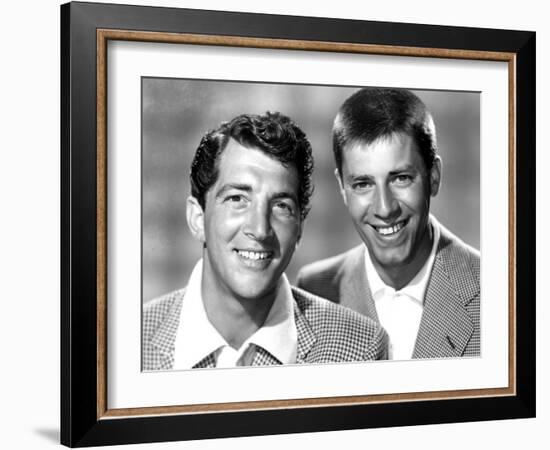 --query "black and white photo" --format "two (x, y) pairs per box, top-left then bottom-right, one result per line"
(142, 109), (388, 370)
(142, 79), (480, 367)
